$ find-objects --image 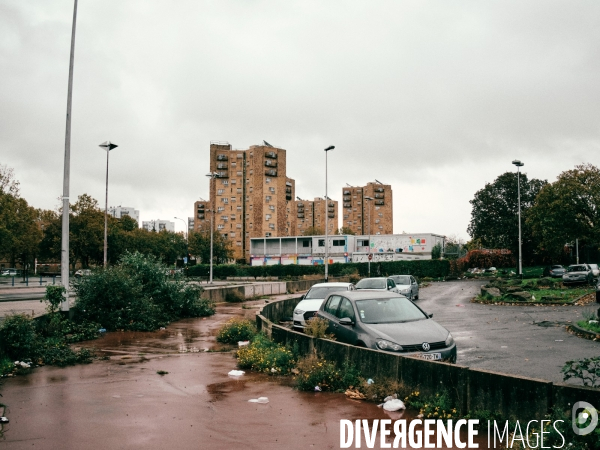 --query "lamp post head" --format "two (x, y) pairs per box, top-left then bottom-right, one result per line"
(512, 160), (524, 167)
(99, 141), (118, 151)
(206, 172), (217, 178)
(324, 145), (335, 152)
